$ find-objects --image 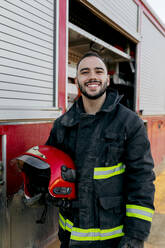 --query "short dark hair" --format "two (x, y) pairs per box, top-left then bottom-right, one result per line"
(76, 51), (107, 71)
